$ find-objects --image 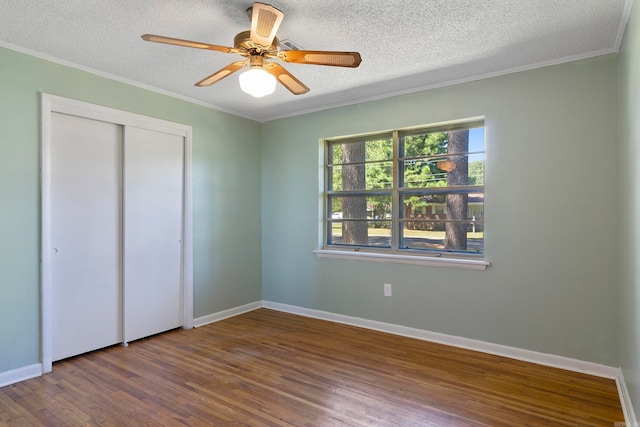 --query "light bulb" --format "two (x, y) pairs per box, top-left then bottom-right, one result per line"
(239, 68), (276, 97)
